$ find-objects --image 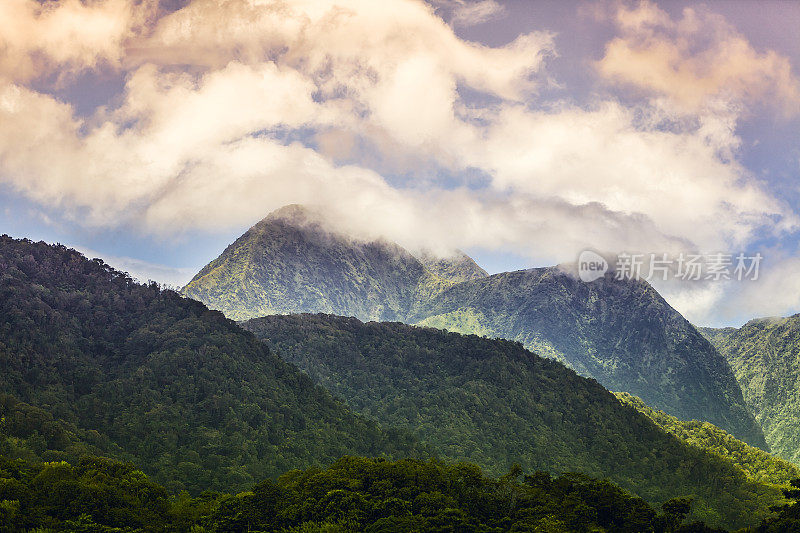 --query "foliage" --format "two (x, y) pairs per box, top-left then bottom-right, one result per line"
(0, 453), (729, 532)
(615, 393), (800, 486)
(702, 318), (800, 465)
(0, 235), (425, 495)
(243, 313), (785, 529)
(0, 455), (172, 532)
(207, 456), (726, 533)
(754, 478), (800, 532)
